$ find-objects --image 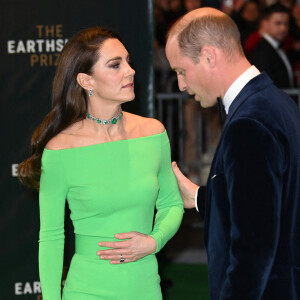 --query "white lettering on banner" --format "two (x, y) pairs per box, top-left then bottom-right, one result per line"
(7, 24), (68, 67)
(46, 39), (55, 52)
(12, 164), (18, 177)
(7, 39), (68, 54)
(33, 281), (42, 293)
(36, 40), (45, 52)
(15, 282), (22, 295)
(27, 40), (36, 53)
(23, 282), (32, 294)
(56, 39), (65, 52)
(16, 41), (26, 53)
(14, 281), (41, 295)
(7, 41), (15, 53)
